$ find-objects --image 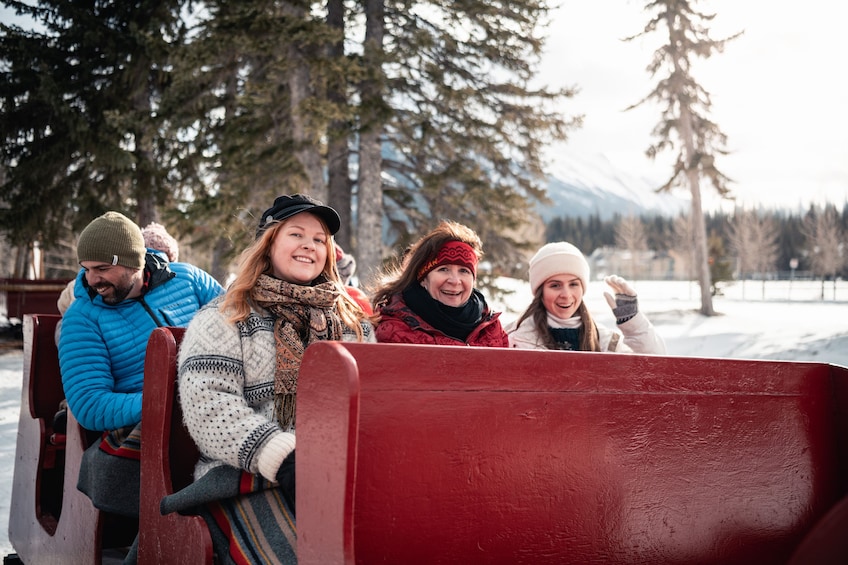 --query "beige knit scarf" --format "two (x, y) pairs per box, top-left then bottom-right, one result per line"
(252, 274), (343, 429)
